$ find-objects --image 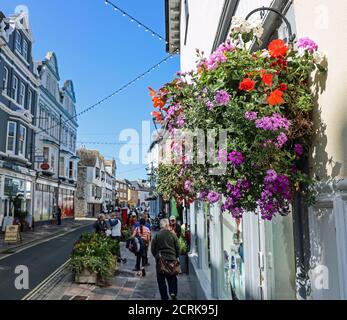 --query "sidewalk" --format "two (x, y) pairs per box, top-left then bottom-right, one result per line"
(31, 242), (198, 300)
(0, 218), (94, 255)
